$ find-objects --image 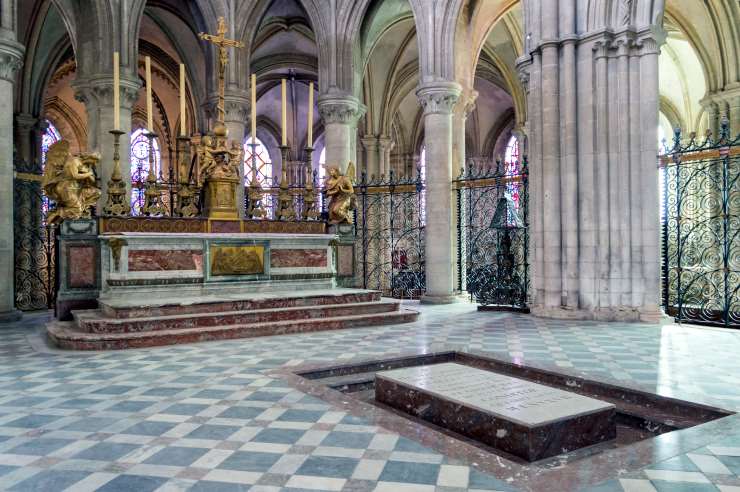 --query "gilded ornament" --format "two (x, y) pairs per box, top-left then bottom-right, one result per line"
(324, 162), (356, 225)
(42, 140), (102, 224)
